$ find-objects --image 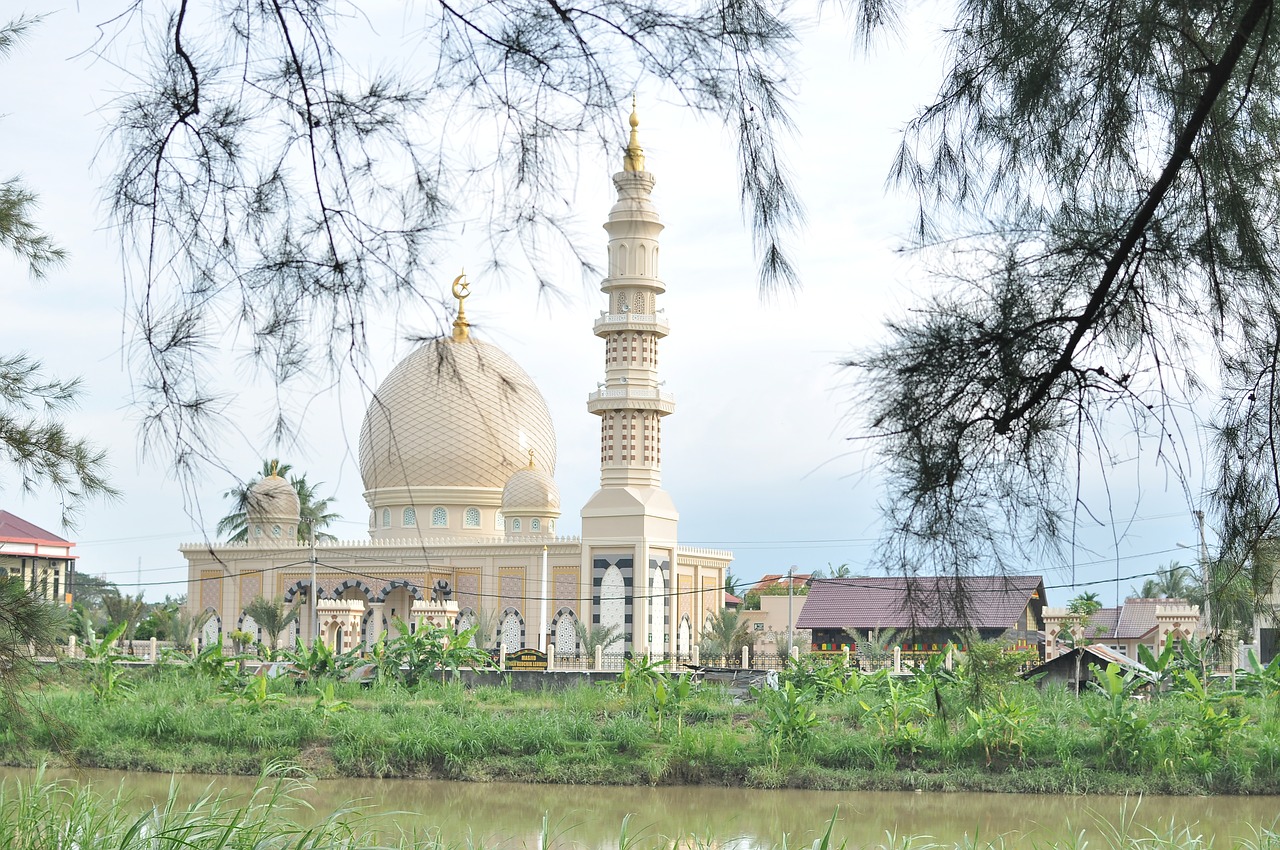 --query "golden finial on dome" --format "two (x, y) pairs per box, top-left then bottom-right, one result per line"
(528, 448), (536, 469)
(450, 272), (471, 342)
(269, 460), (280, 478)
(623, 94), (645, 172)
